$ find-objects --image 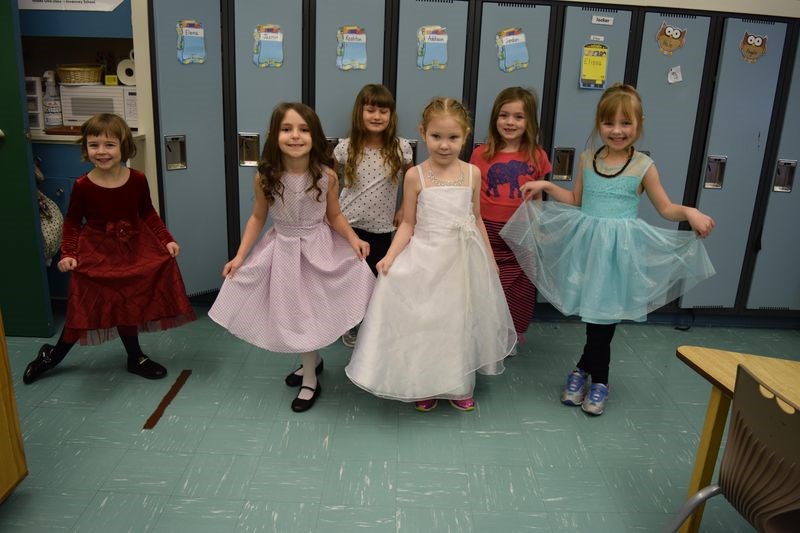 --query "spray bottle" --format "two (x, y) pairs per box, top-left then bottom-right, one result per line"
(42, 70), (62, 128)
